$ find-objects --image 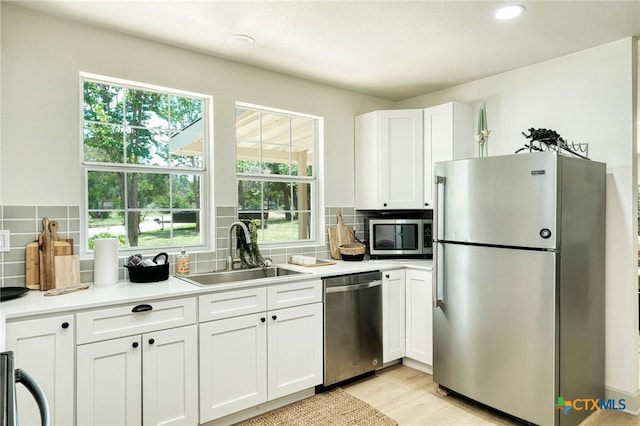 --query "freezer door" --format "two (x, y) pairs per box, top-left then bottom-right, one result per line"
(433, 243), (556, 426)
(434, 153), (557, 249)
